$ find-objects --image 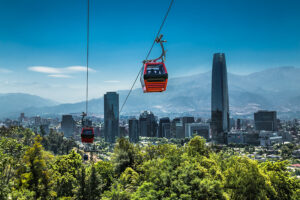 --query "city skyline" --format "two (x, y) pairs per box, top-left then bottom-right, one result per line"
(0, 1), (299, 199)
(1, 0), (300, 102)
